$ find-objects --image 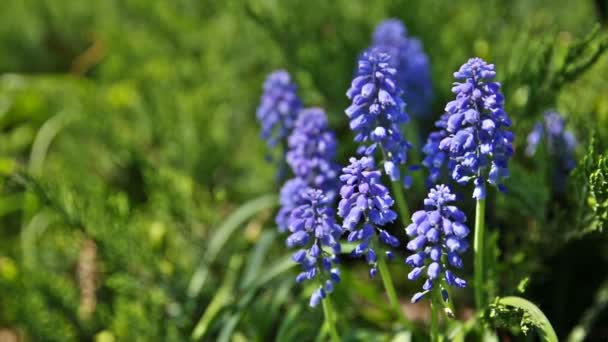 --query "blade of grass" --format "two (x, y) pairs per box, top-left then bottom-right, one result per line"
(217, 314), (241, 342)
(497, 296), (558, 342)
(191, 255), (243, 340)
(276, 305), (304, 341)
(29, 113), (72, 177)
(187, 194), (278, 297)
(209, 255), (296, 341)
(21, 210), (54, 269)
(241, 230), (276, 288)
